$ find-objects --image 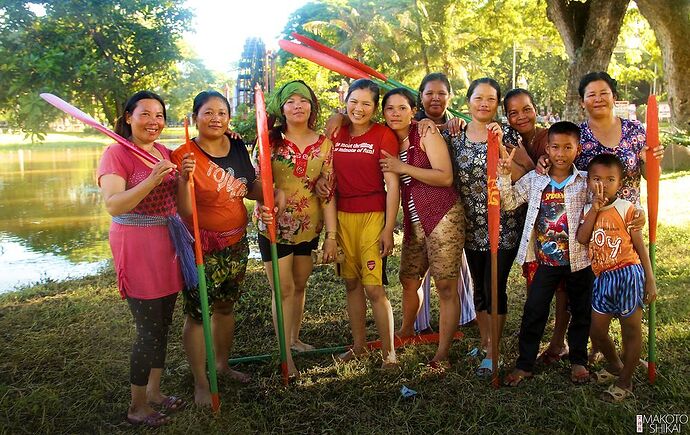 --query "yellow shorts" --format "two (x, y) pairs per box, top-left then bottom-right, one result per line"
(337, 211), (385, 286)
